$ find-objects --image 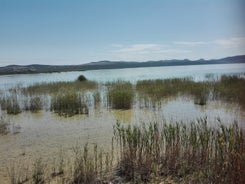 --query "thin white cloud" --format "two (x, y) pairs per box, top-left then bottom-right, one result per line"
(173, 41), (207, 46)
(109, 43), (191, 61)
(214, 37), (245, 49)
(113, 44), (163, 53)
(111, 44), (123, 48)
